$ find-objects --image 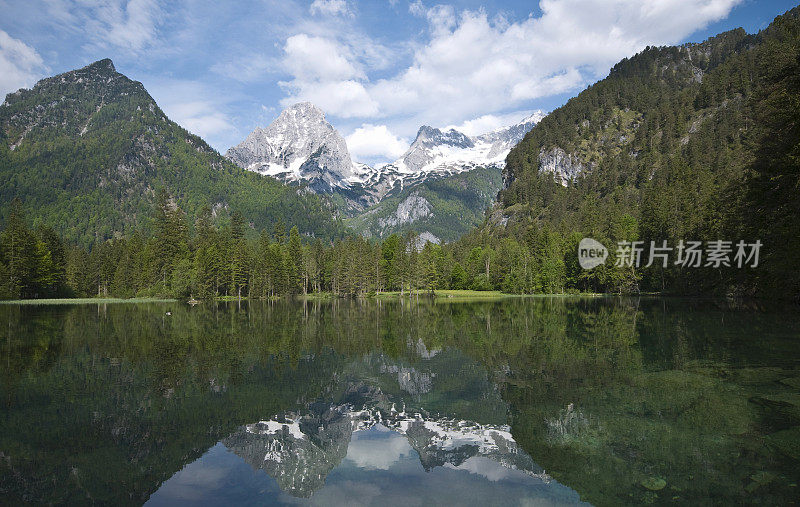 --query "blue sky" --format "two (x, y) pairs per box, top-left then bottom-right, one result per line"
(0, 0), (797, 164)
